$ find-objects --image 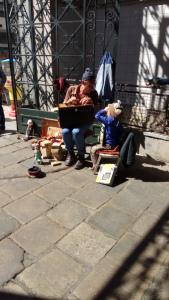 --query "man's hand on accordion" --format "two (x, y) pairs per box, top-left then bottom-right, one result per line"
(79, 96), (93, 105)
(66, 96), (79, 105)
